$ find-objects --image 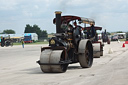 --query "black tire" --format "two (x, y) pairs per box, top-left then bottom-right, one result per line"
(1, 44), (4, 47)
